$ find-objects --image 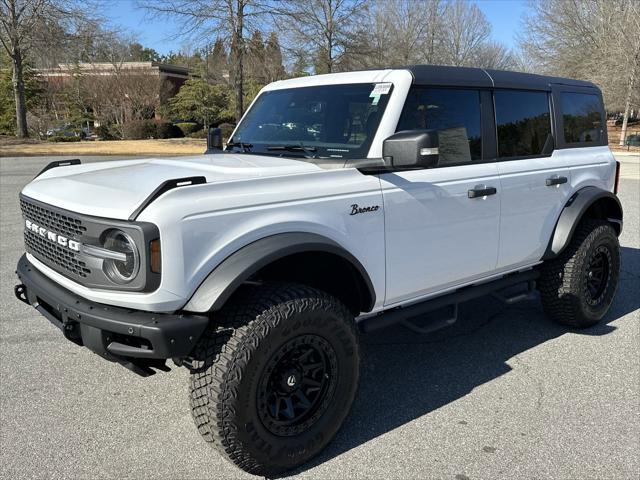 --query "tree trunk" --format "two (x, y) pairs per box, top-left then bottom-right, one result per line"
(11, 47), (29, 138)
(619, 68), (636, 146)
(620, 46), (640, 146)
(232, 0), (245, 122)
